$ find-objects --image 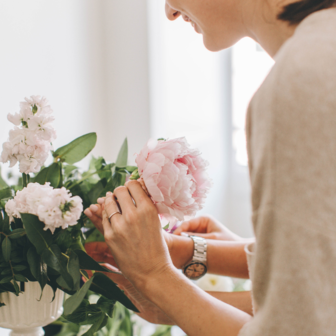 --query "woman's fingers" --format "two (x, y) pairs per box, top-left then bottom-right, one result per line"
(113, 187), (136, 212)
(104, 194), (122, 224)
(85, 242), (117, 266)
(97, 197), (105, 205)
(181, 232), (218, 240)
(90, 204), (103, 218)
(173, 218), (206, 235)
(101, 207), (115, 240)
(125, 180), (153, 207)
(84, 211), (103, 233)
